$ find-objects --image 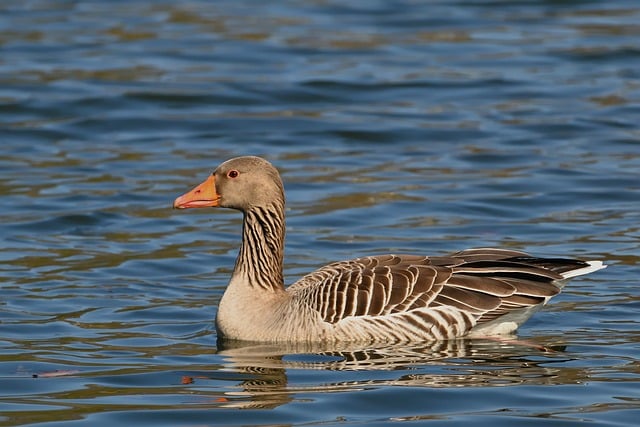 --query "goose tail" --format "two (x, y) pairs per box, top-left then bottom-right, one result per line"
(560, 260), (606, 279)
